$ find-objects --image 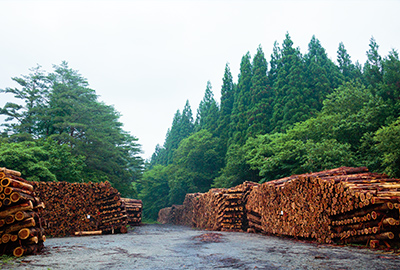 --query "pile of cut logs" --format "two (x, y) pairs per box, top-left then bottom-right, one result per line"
(33, 181), (128, 236)
(121, 198), (142, 226)
(157, 205), (184, 225)
(0, 167), (45, 257)
(192, 189), (225, 231)
(95, 182), (128, 234)
(327, 169), (400, 248)
(218, 182), (259, 232)
(159, 166), (400, 249)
